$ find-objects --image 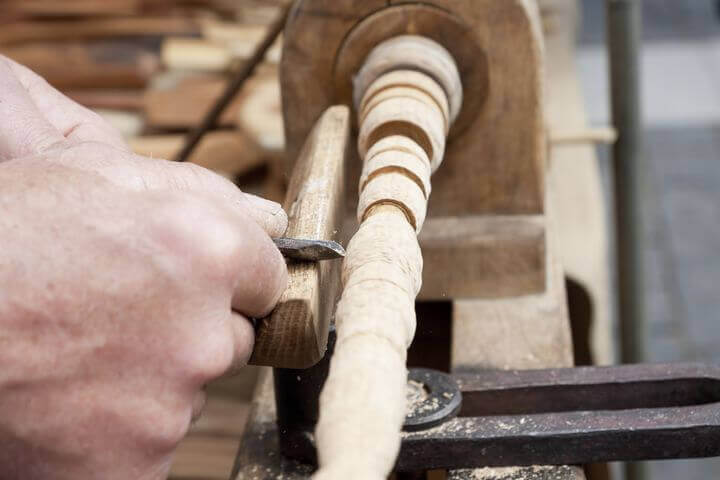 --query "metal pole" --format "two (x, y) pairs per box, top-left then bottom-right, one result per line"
(173, 3), (290, 163)
(607, 0), (645, 479)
